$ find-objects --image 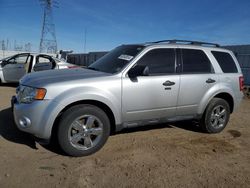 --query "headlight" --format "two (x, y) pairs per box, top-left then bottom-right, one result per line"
(17, 86), (47, 104)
